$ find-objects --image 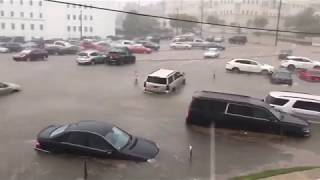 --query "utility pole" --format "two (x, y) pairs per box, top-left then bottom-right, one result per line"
(275, 0), (282, 46)
(80, 8), (83, 40)
(200, 0), (204, 38)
